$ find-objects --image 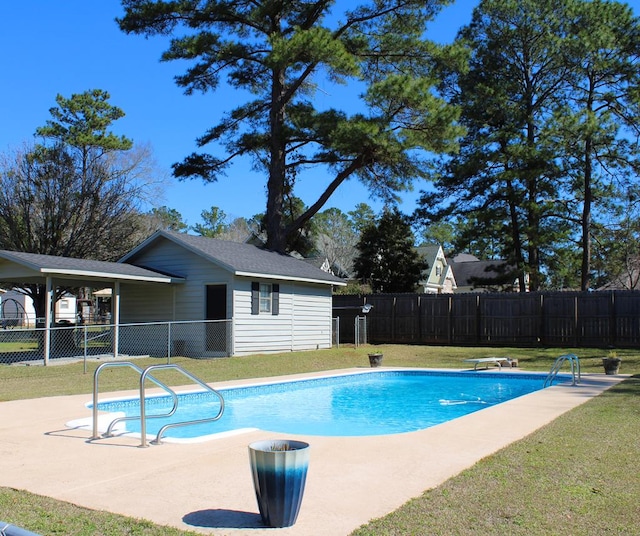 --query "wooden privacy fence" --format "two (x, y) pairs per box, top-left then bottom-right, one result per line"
(333, 291), (640, 348)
